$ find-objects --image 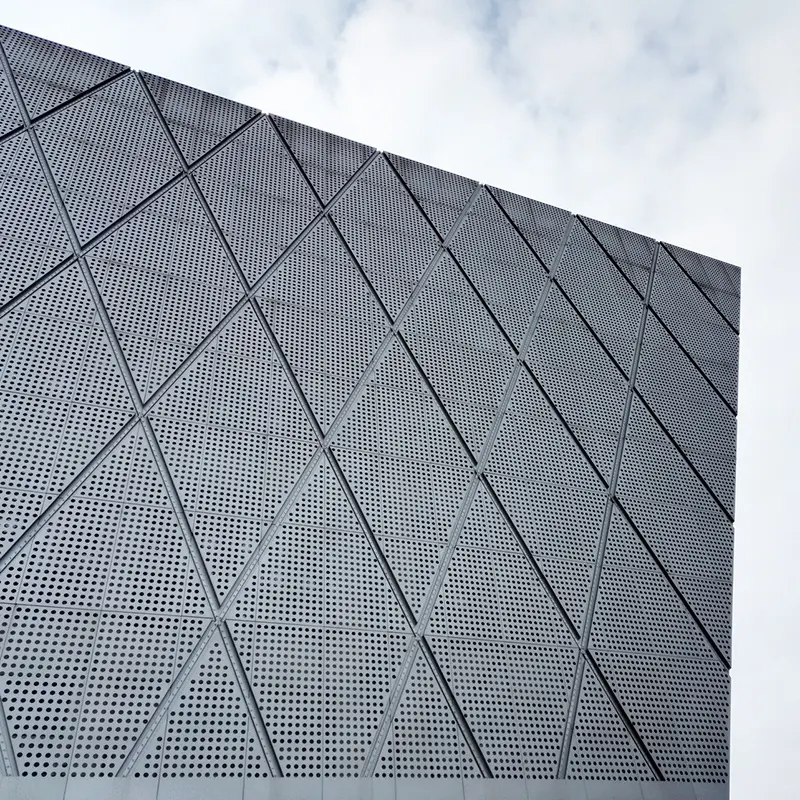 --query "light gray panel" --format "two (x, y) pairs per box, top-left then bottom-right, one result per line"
(664, 242), (739, 330)
(527, 285), (628, 482)
(593, 651), (729, 783)
(36, 73), (179, 244)
(649, 249), (738, 411)
(259, 218), (389, 430)
(566, 664), (653, 780)
(449, 189), (547, 348)
(580, 215), (656, 298)
(88, 179), (243, 399)
(331, 155), (440, 319)
(0, 62), (22, 134)
(142, 72), (259, 164)
(0, 132), (71, 306)
(636, 312), (736, 516)
(273, 115), (374, 205)
(403, 252), (517, 458)
(194, 117), (319, 285)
